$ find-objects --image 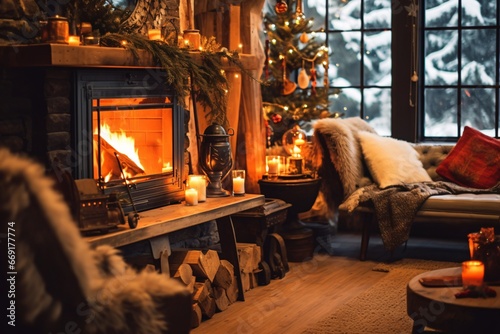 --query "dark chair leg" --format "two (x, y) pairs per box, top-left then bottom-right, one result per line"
(359, 212), (371, 261)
